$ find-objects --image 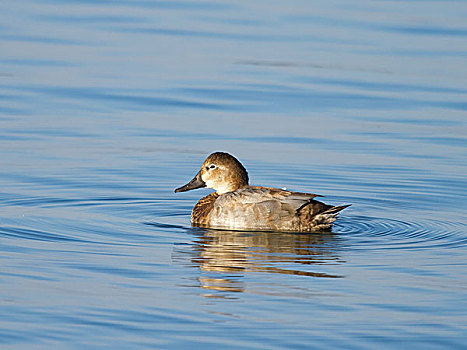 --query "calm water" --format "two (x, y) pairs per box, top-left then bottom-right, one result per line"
(1, 0), (467, 348)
